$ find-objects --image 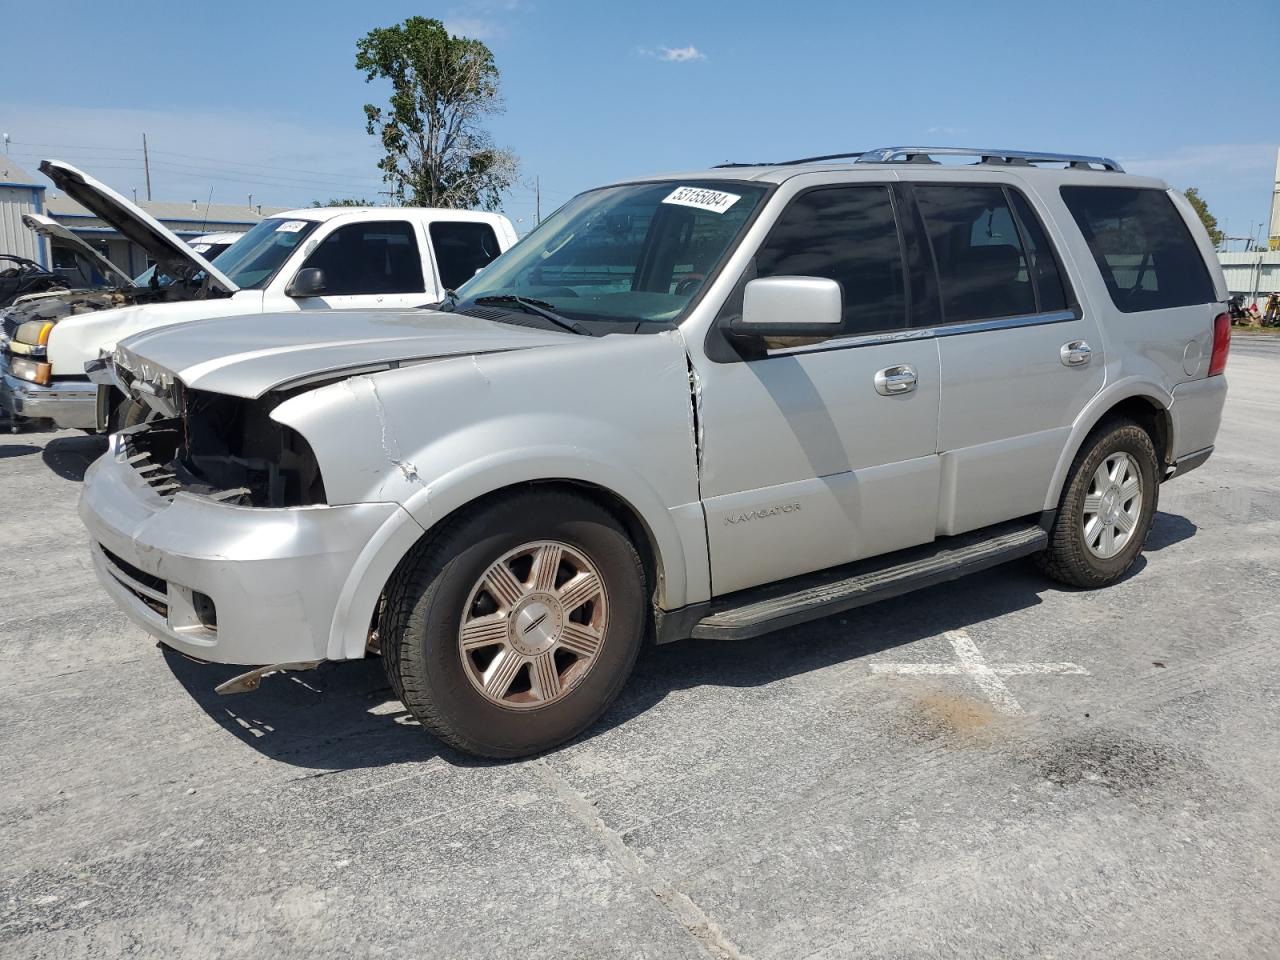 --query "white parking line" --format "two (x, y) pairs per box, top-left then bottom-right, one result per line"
(869, 629), (1088, 715)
